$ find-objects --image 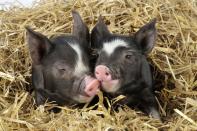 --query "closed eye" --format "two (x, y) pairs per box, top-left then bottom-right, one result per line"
(59, 68), (66, 71)
(55, 64), (68, 73)
(56, 66), (71, 78)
